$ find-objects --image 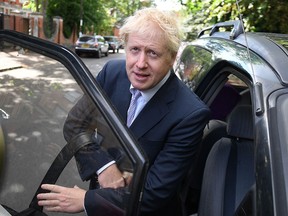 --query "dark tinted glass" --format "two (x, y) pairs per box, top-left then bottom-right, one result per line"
(104, 37), (114, 42)
(79, 36), (94, 42)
